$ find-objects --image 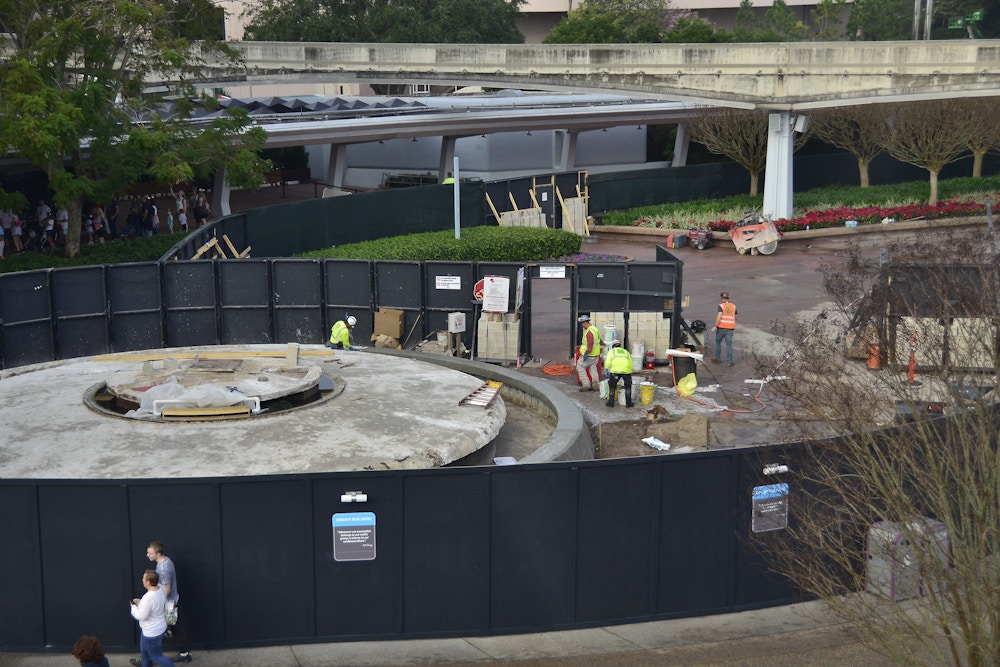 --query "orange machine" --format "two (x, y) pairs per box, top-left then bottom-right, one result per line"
(729, 212), (779, 255)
